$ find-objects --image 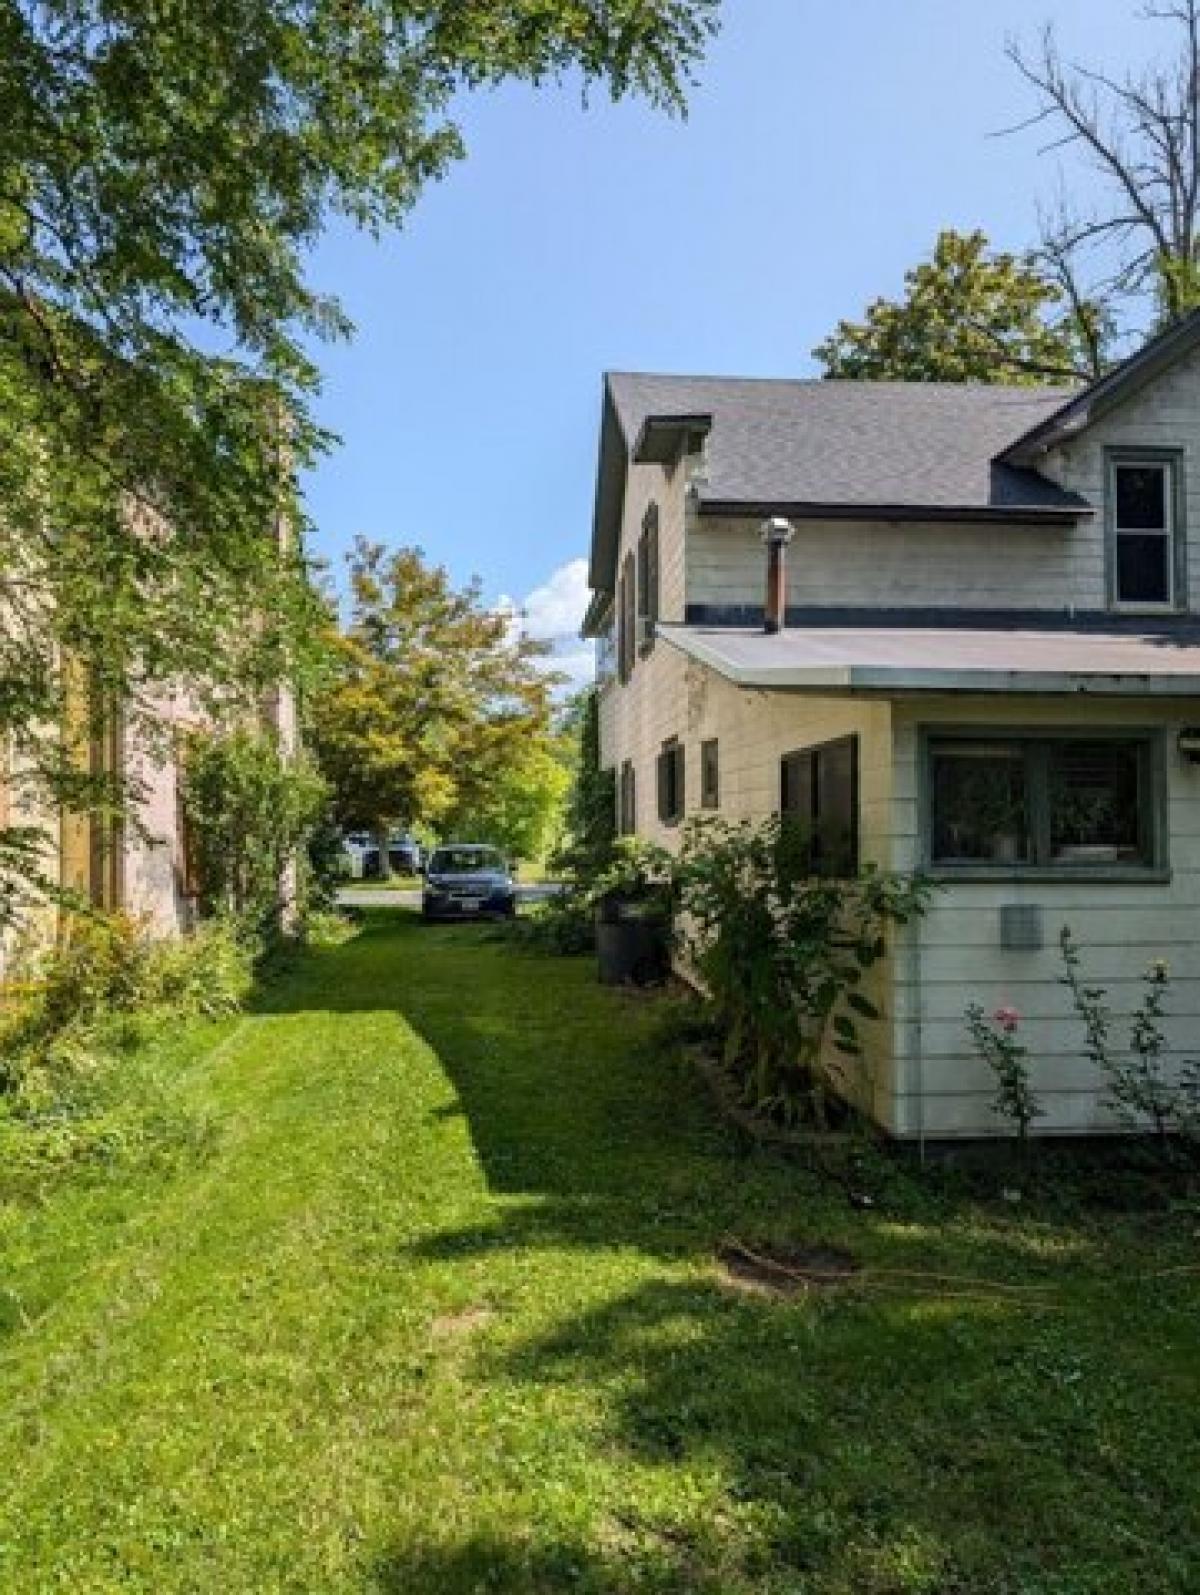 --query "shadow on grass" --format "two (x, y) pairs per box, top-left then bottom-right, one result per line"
(264, 909), (1200, 1592)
